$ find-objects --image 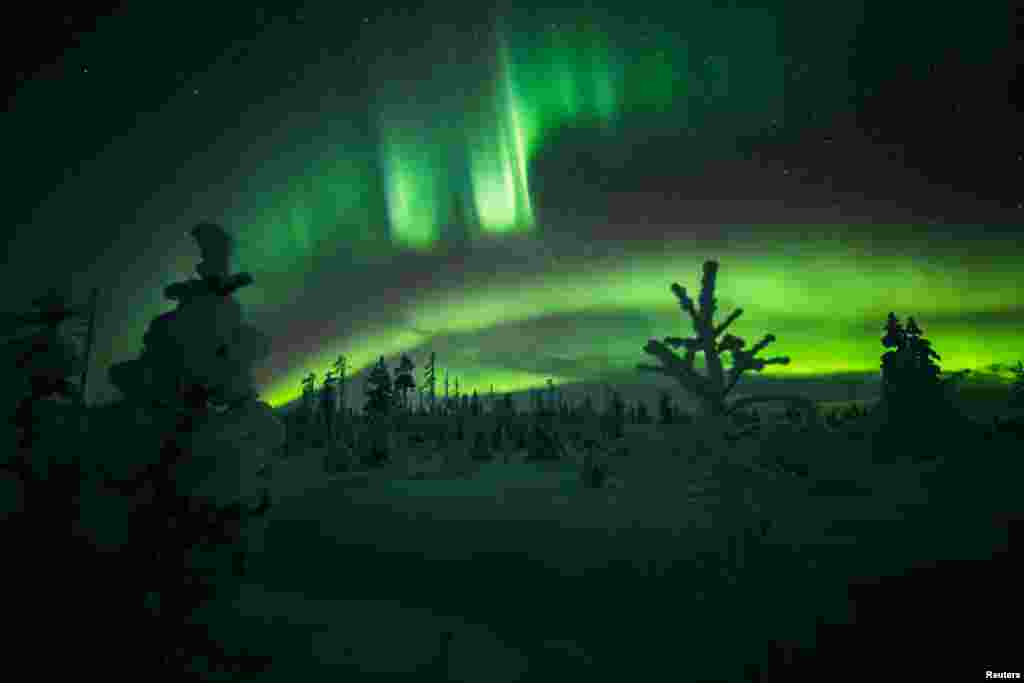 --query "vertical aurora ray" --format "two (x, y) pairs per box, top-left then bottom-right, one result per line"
(497, 17), (624, 149)
(247, 6), (785, 261)
(466, 32), (535, 236)
(466, 16), (624, 236)
(380, 125), (446, 250)
(372, 11), (637, 245)
(499, 37), (535, 230)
